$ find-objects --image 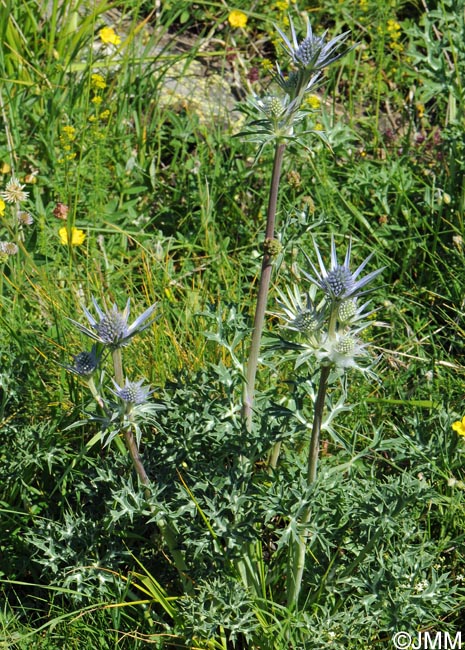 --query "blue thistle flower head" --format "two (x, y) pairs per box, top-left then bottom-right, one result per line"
(275, 15), (353, 73)
(67, 345), (100, 377)
(111, 378), (153, 406)
(302, 236), (384, 303)
(69, 296), (157, 349)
